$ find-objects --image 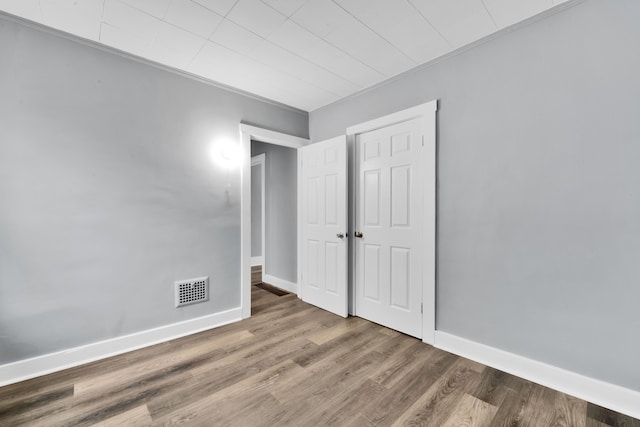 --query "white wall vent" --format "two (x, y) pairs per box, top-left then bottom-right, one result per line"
(175, 276), (209, 308)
